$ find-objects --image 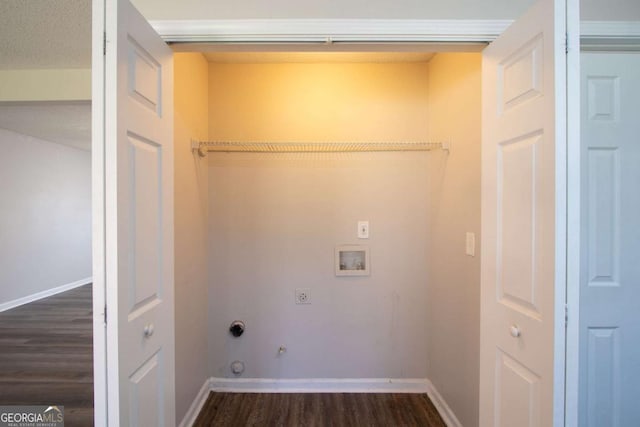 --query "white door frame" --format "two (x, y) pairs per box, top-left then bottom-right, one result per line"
(93, 7), (589, 426)
(92, 14), (516, 426)
(92, 0), (107, 424)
